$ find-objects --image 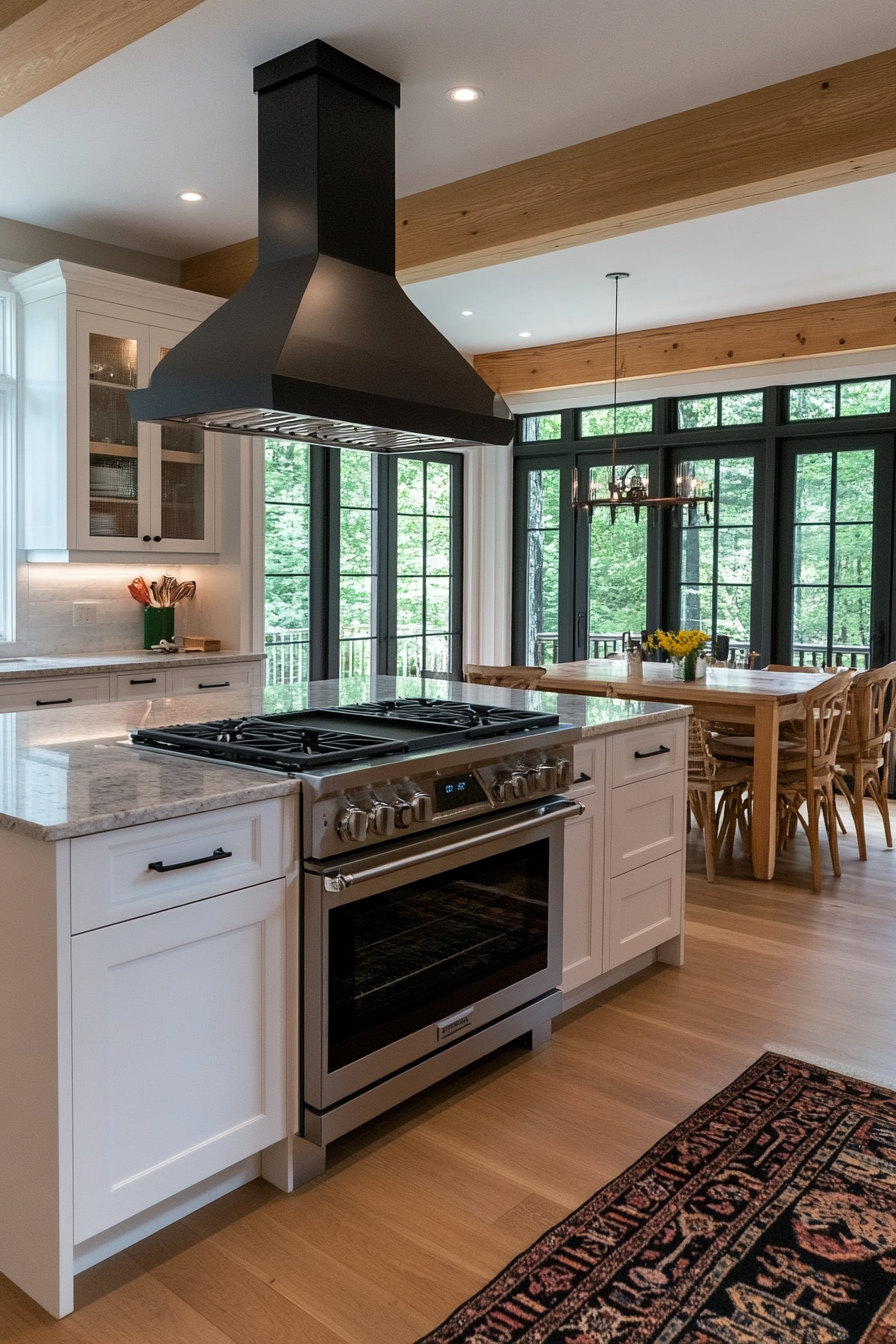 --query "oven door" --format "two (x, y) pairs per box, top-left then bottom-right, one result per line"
(303, 796), (579, 1114)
